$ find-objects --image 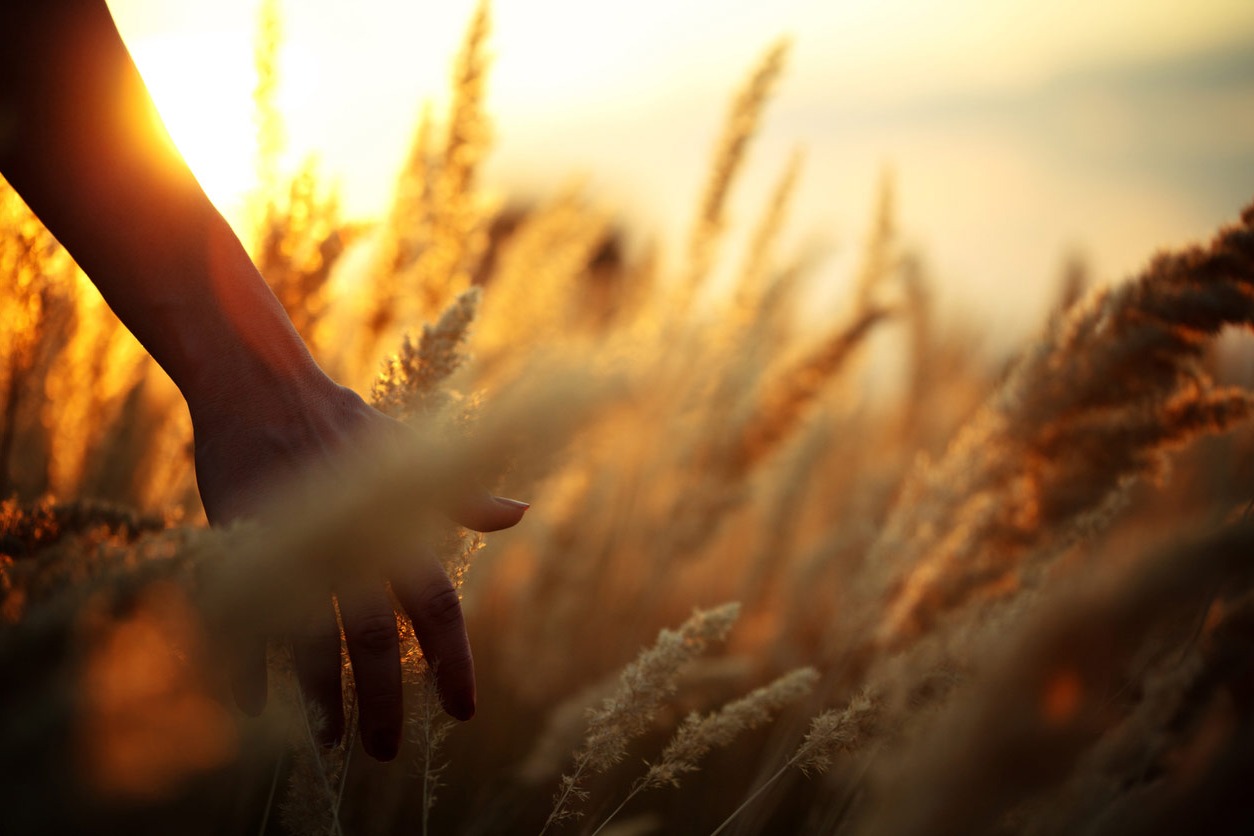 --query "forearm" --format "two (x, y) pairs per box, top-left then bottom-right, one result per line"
(0, 0), (324, 417)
